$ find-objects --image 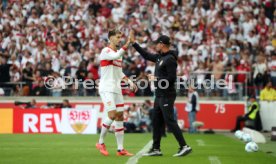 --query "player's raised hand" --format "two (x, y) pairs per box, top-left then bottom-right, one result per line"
(129, 30), (135, 43)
